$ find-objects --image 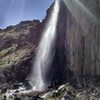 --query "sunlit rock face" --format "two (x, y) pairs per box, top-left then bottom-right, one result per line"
(0, 20), (43, 85)
(64, 0), (100, 77)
